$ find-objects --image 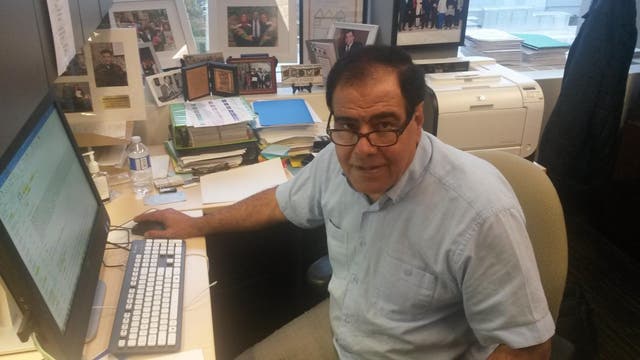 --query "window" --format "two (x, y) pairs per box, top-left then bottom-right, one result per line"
(462, 0), (591, 71)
